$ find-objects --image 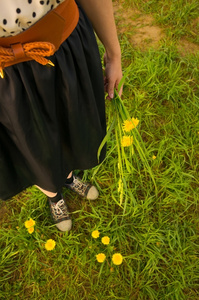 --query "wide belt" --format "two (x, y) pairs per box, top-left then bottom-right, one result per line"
(0, 0), (79, 78)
